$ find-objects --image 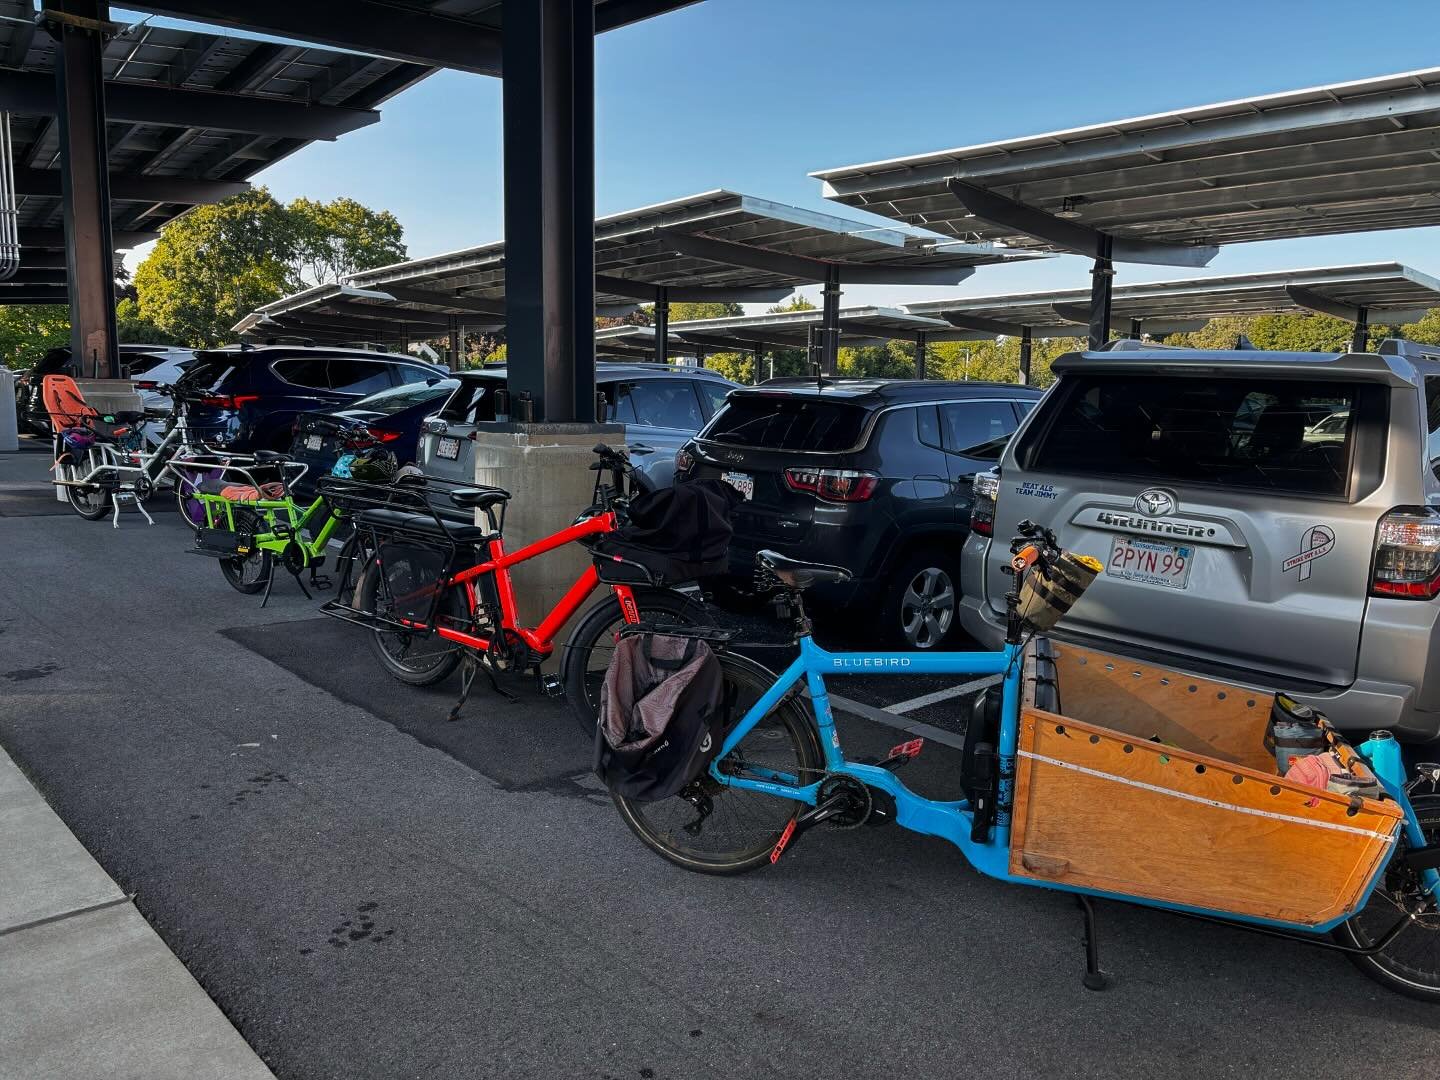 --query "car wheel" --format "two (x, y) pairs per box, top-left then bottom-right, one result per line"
(885, 549), (959, 650)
